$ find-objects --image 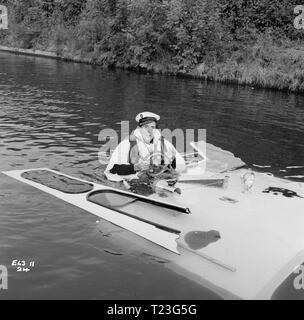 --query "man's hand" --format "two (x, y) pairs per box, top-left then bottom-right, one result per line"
(134, 162), (150, 172)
